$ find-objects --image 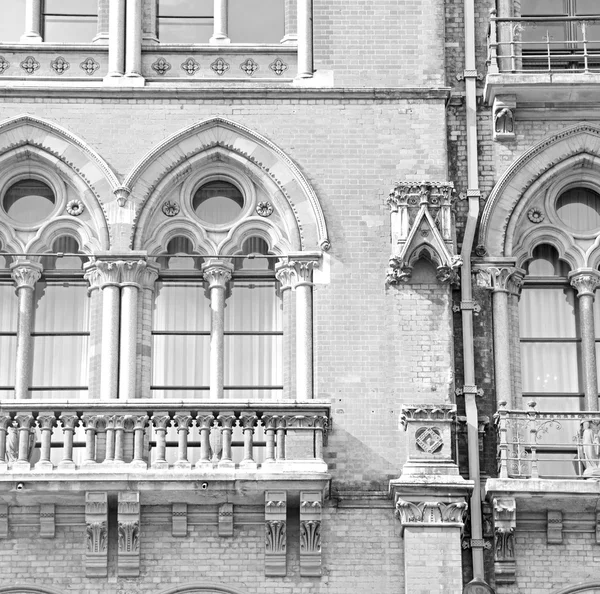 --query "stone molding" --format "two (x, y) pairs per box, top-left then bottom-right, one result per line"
(299, 491), (322, 577)
(493, 497), (516, 584)
(547, 510), (563, 544)
(118, 492), (140, 577)
(39, 504), (55, 539)
(386, 181), (460, 284)
(265, 491), (287, 576)
(85, 492), (108, 578)
(218, 503), (234, 537)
